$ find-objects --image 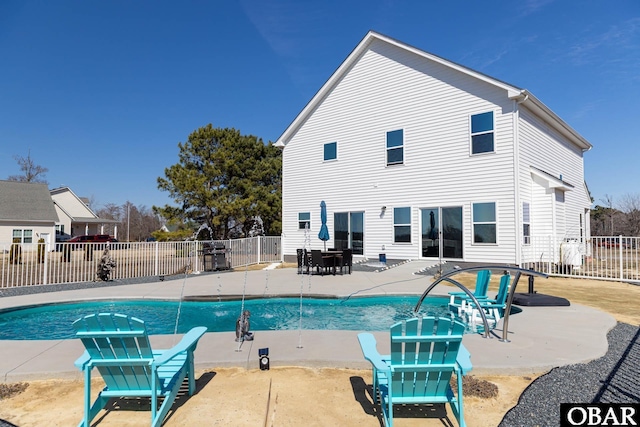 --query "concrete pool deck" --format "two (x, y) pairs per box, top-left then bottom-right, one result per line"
(0, 261), (617, 382)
